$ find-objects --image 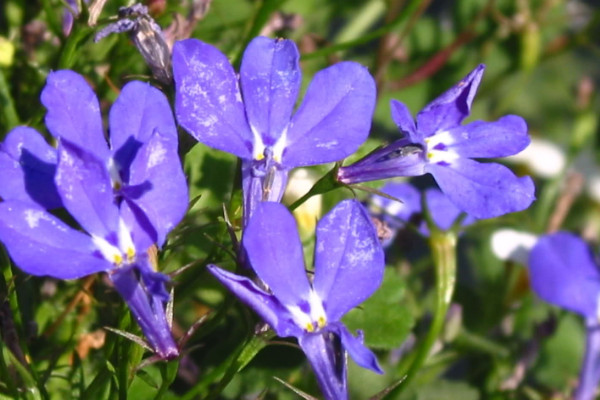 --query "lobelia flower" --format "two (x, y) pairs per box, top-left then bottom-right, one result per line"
(208, 200), (384, 399)
(172, 36), (376, 225)
(0, 70), (188, 359)
(370, 182), (475, 244)
(529, 232), (600, 400)
(337, 64), (535, 219)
